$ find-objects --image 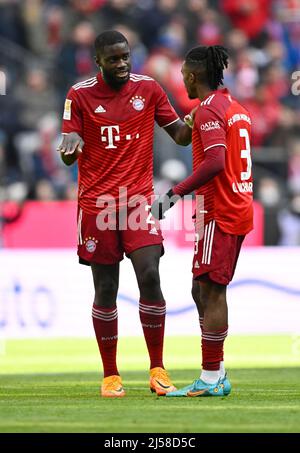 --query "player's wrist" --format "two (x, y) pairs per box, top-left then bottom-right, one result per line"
(166, 189), (181, 209)
(166, 188), (175, 199)
(184, 114), (194, 129)
(151, 189), (181, 220)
